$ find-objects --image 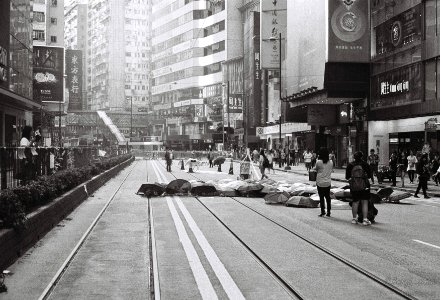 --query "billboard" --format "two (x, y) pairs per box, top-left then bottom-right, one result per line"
(66, 50), (83, 111)
(260, 0), (287, 69)
(375, 4), (421, 56)
(328, 0), (369, 62)
(33, 46), (64, 102)
(0, 0), (10, 89)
